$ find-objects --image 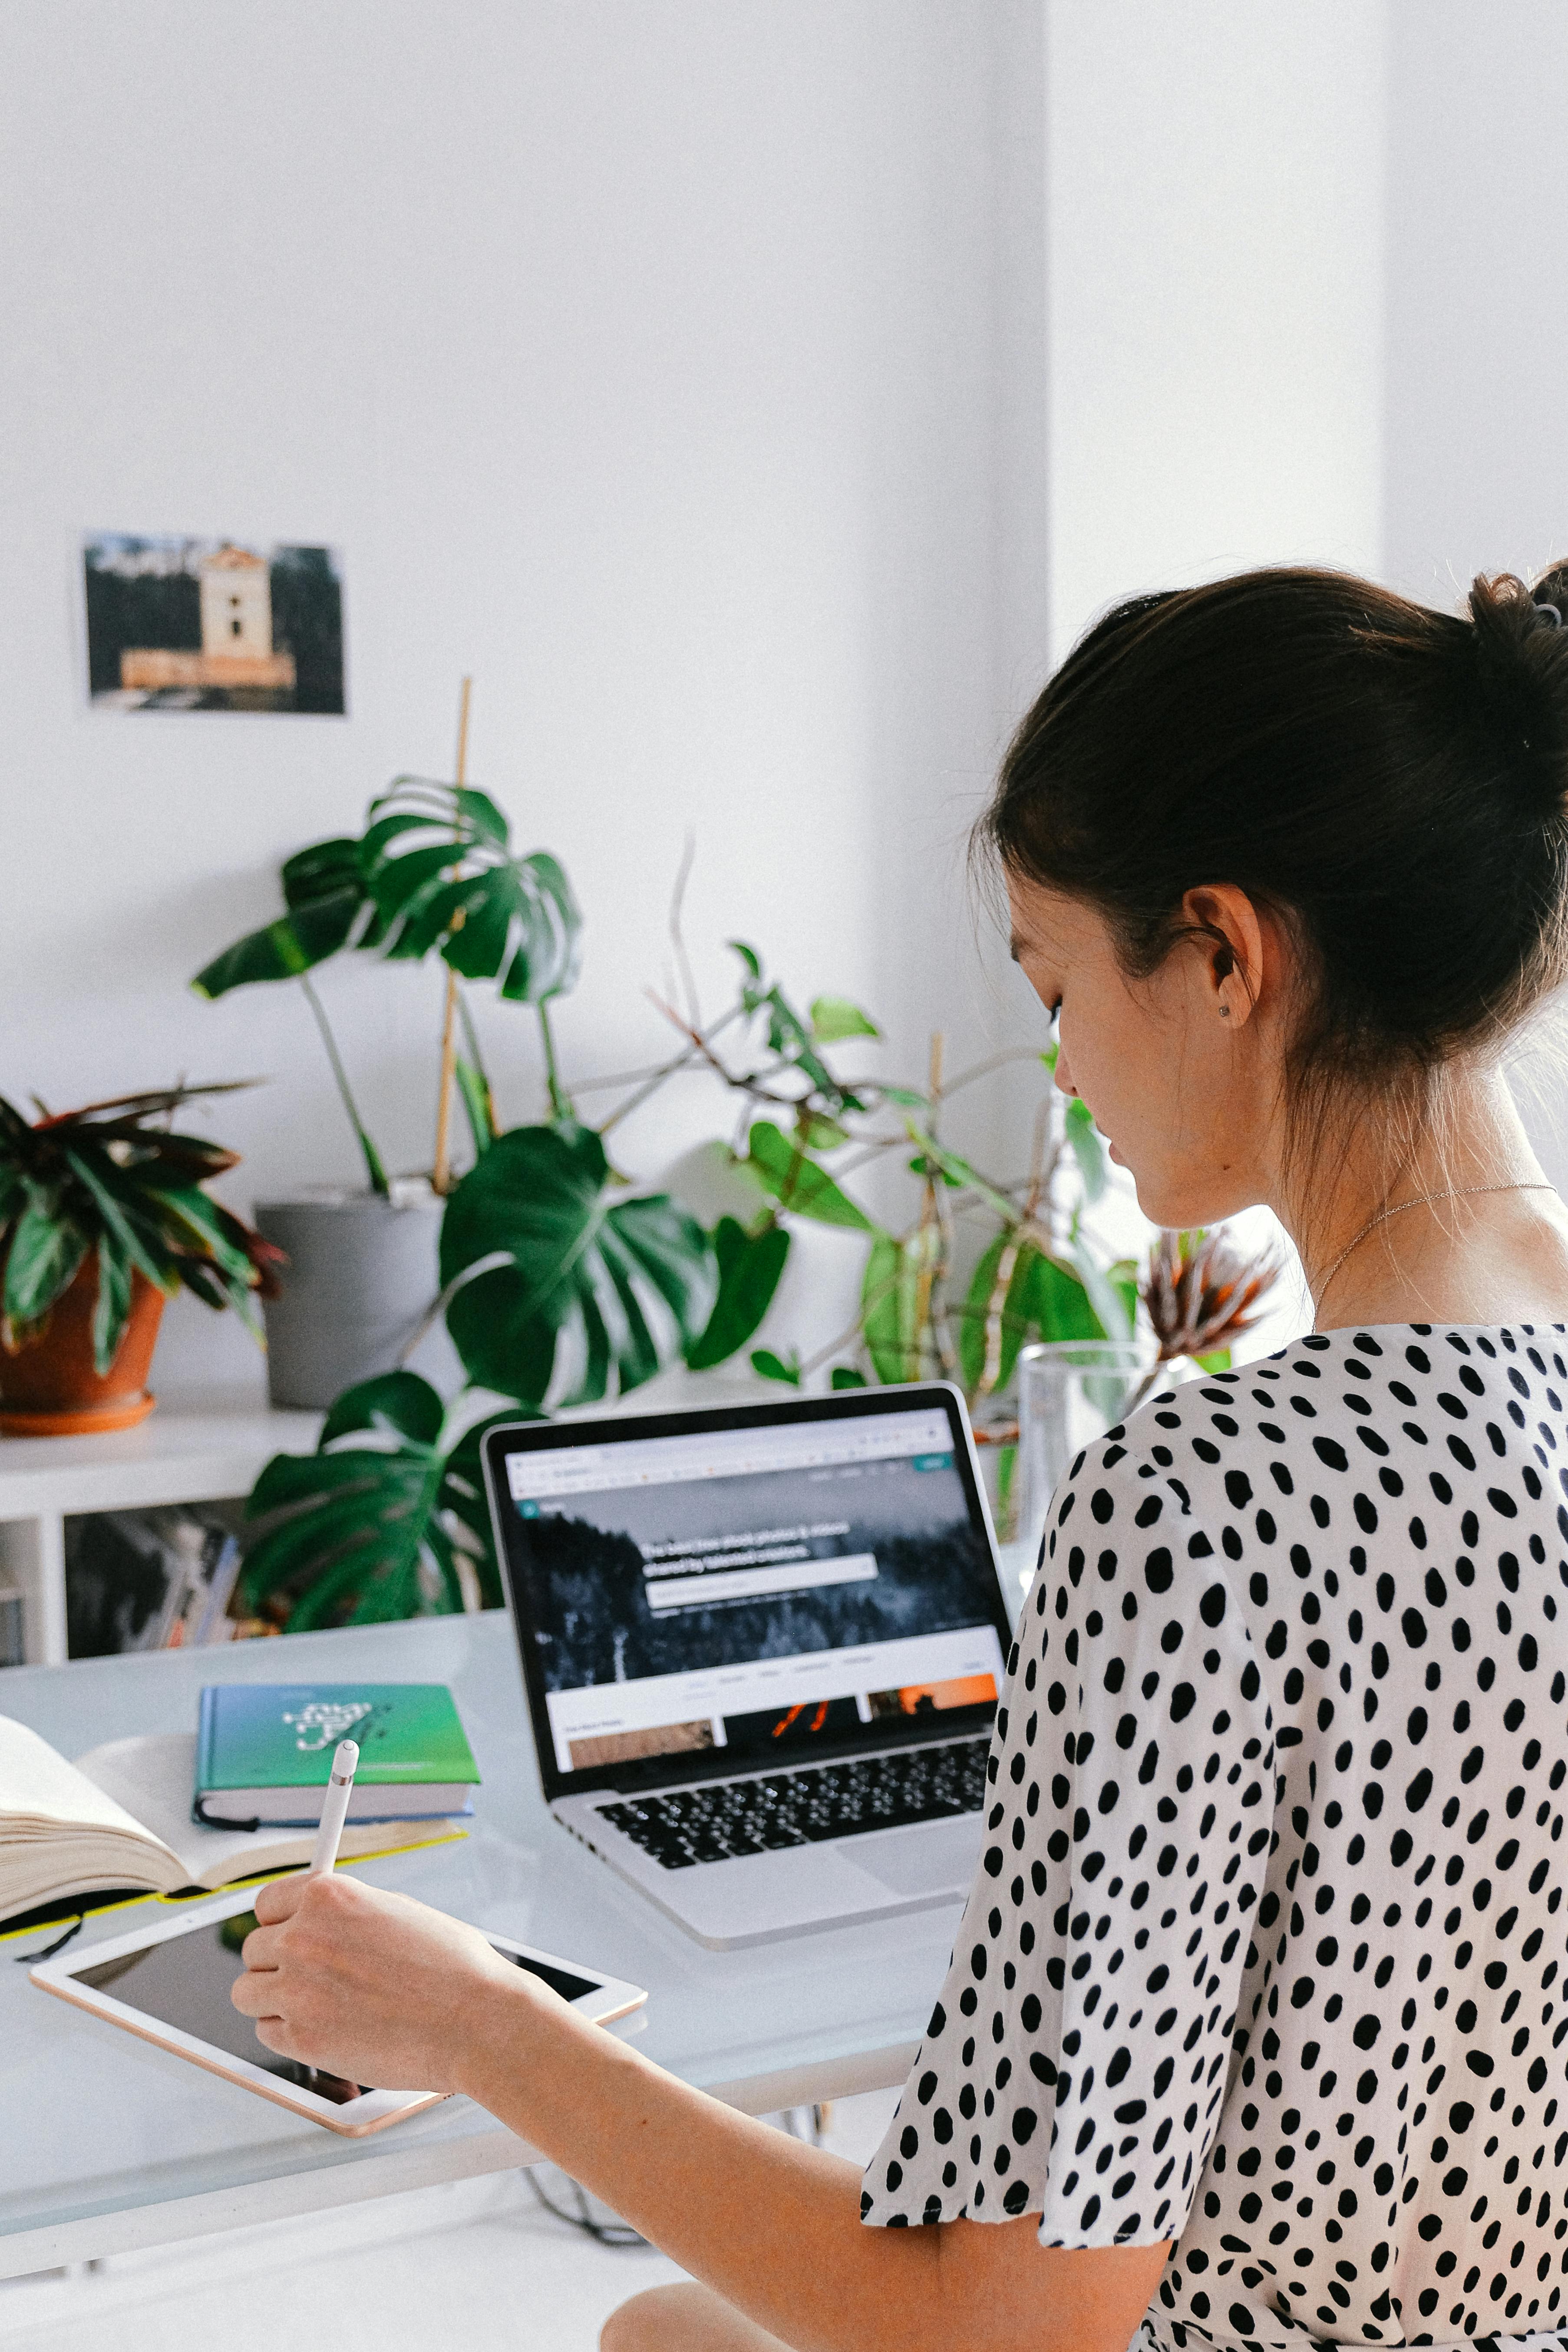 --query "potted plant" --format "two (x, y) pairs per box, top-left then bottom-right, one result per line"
(0, 1085), (281, 1434)
(234, 908), (1154, 1629)
(238, 847), (1287, 1632)
(191, 764), (581, 1408)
